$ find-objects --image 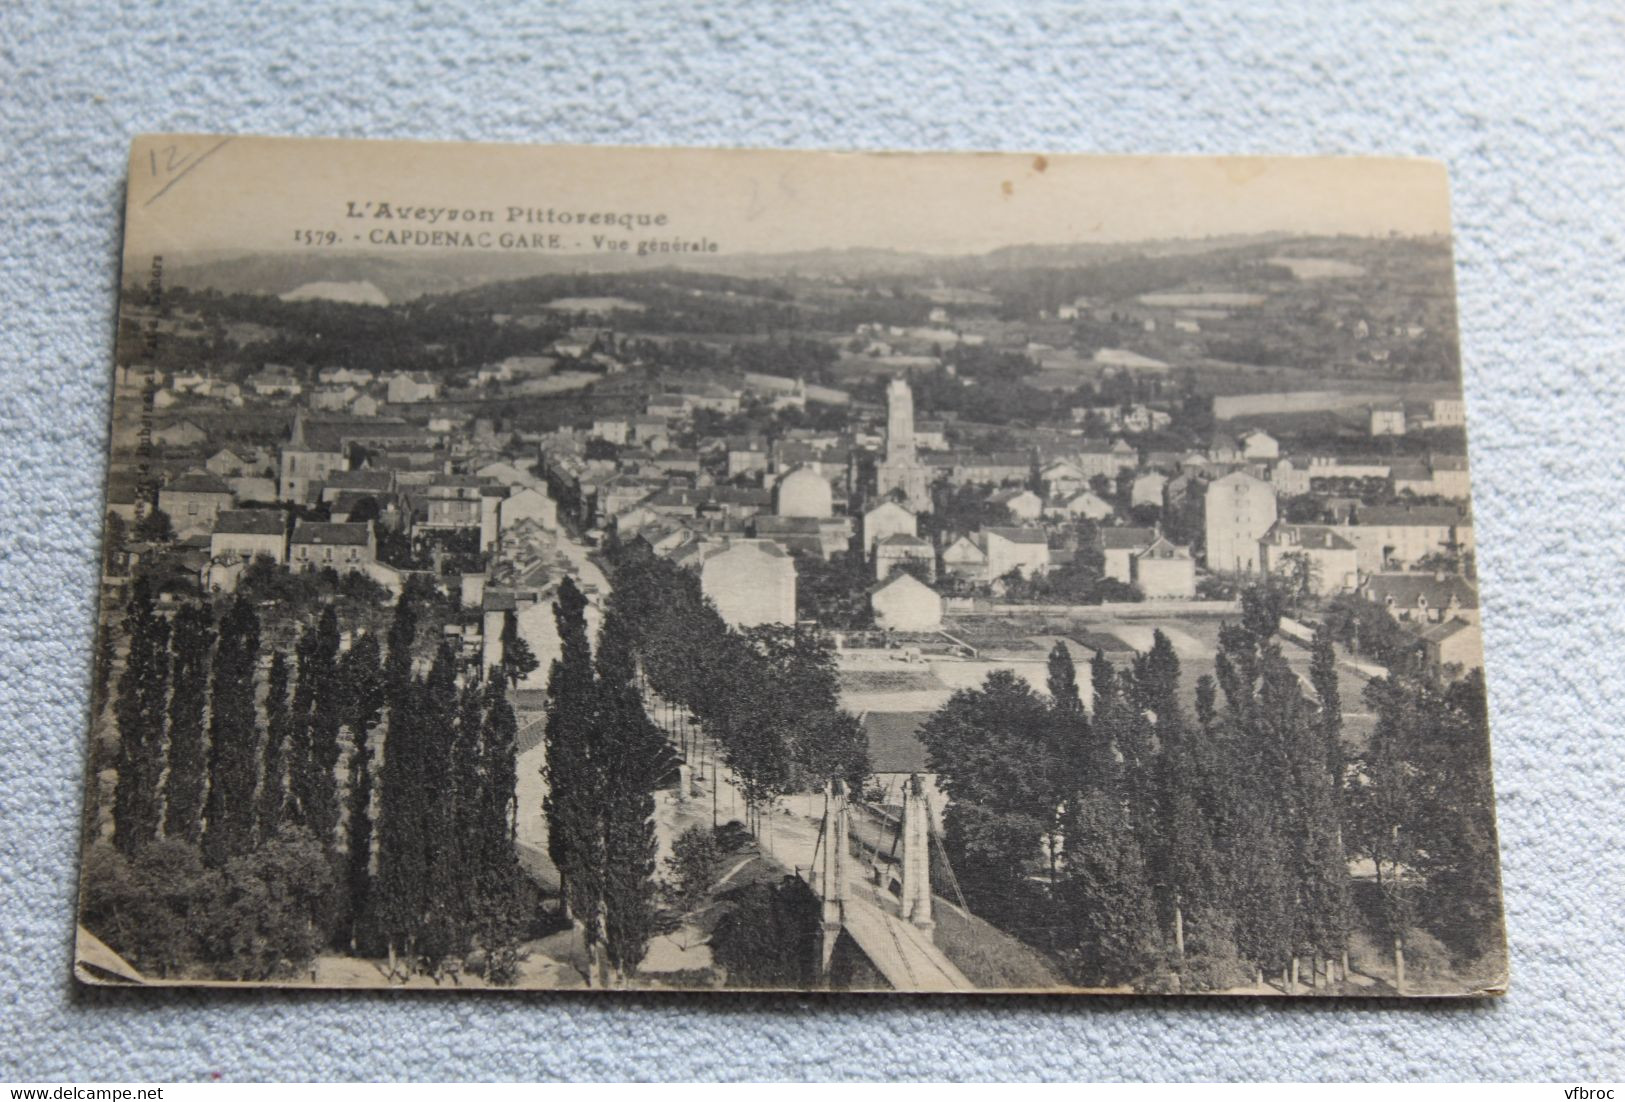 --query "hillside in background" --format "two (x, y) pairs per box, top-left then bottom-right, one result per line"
(138, 231), (1315, 302)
